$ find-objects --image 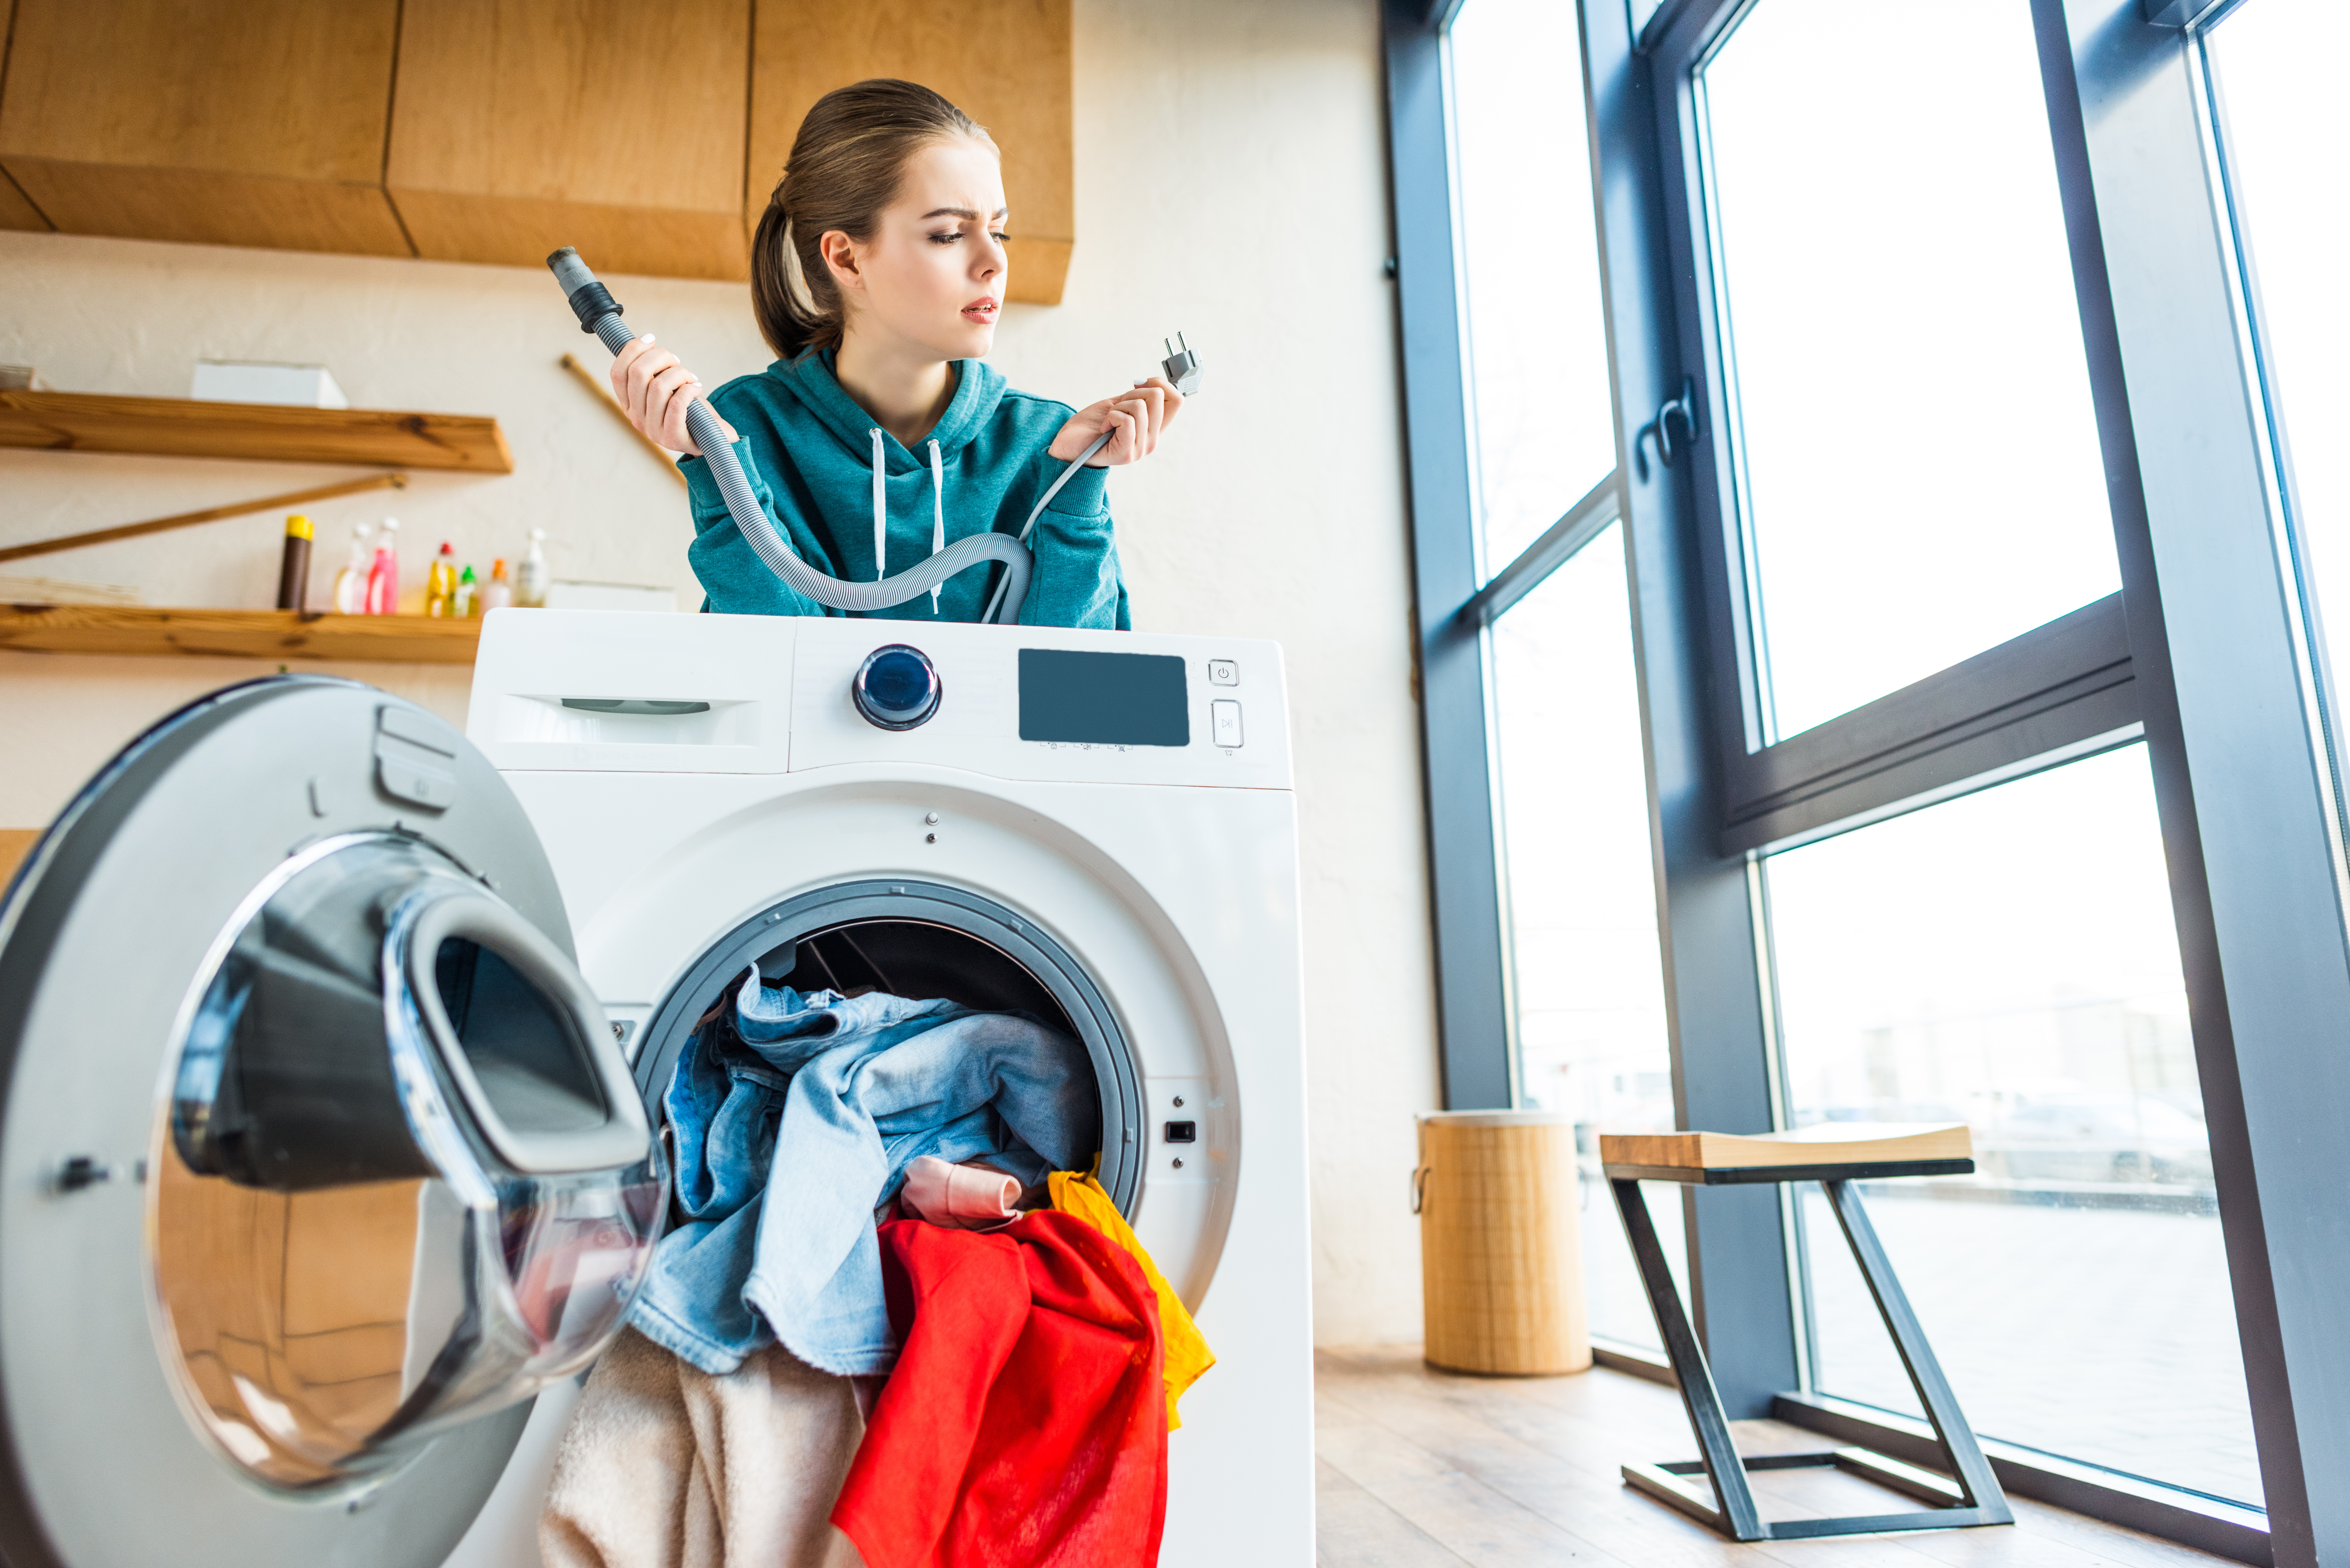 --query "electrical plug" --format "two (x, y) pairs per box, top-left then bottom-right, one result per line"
(1161, 332), (1202, 396)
